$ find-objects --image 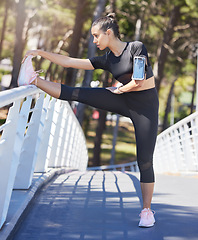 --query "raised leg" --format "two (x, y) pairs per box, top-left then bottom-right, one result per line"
(33, 77), (61, 98)
(33, 77), (130, 117)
